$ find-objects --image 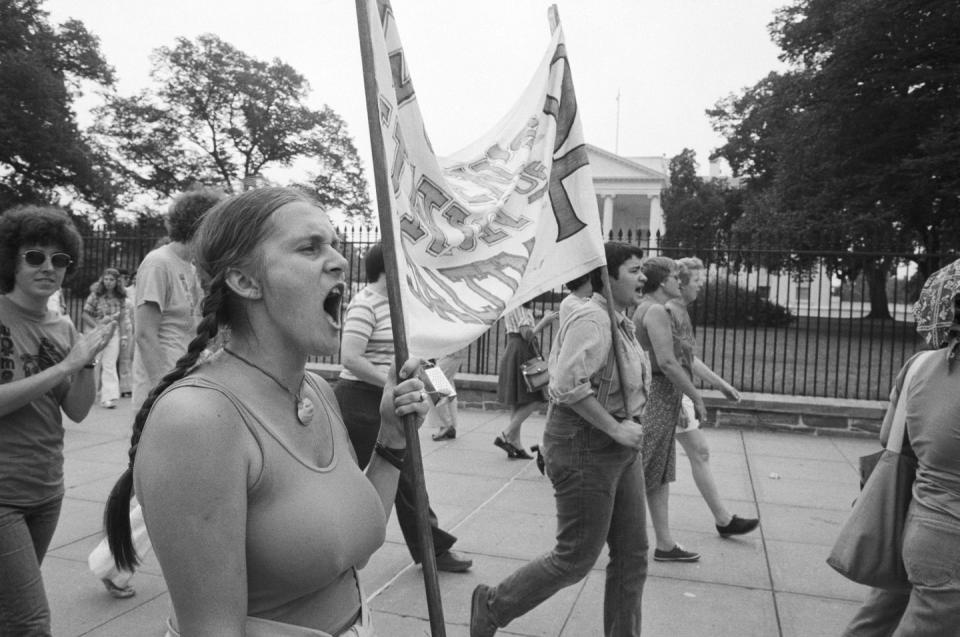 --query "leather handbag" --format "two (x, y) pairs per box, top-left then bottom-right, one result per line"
(521, 354), (549, 392)
(826, 350), (933, 588)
